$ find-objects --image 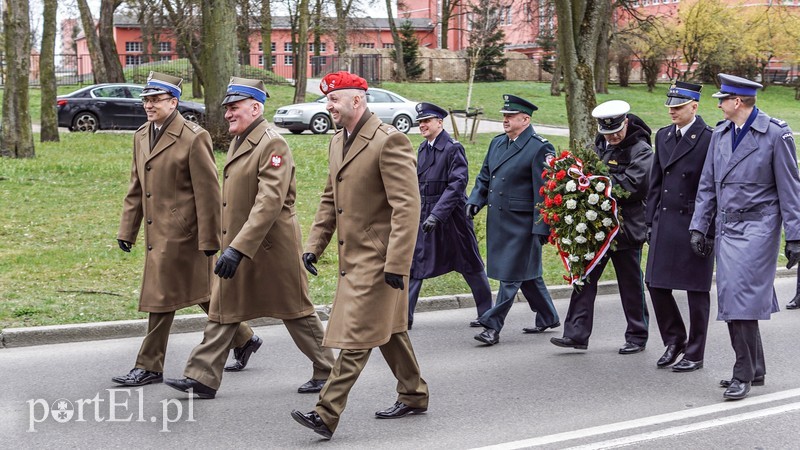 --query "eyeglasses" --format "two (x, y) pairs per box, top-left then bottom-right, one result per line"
(142, 97), (172, 105)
